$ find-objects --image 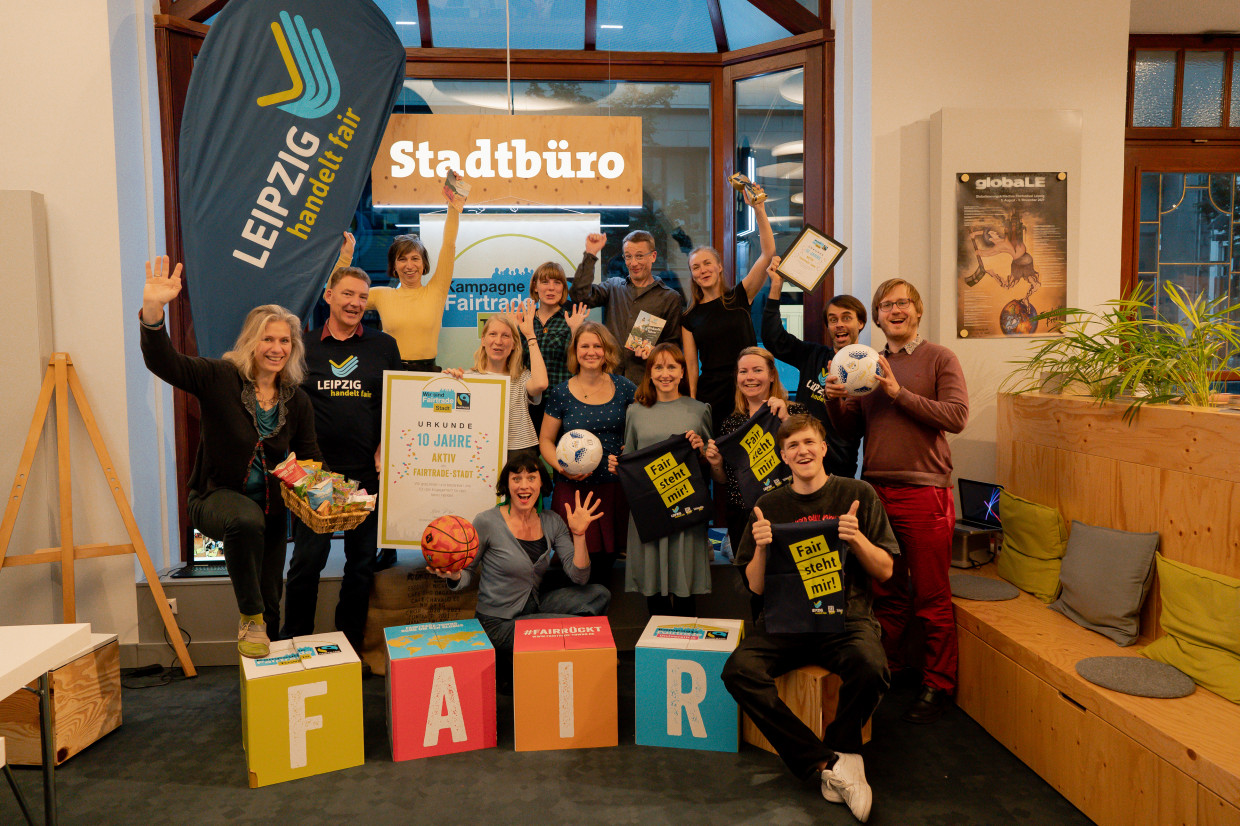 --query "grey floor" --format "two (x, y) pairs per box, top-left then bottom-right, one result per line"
(2, 655), (1091, 826)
